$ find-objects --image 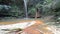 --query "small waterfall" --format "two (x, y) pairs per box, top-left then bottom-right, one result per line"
(23, 0), (28, 19)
